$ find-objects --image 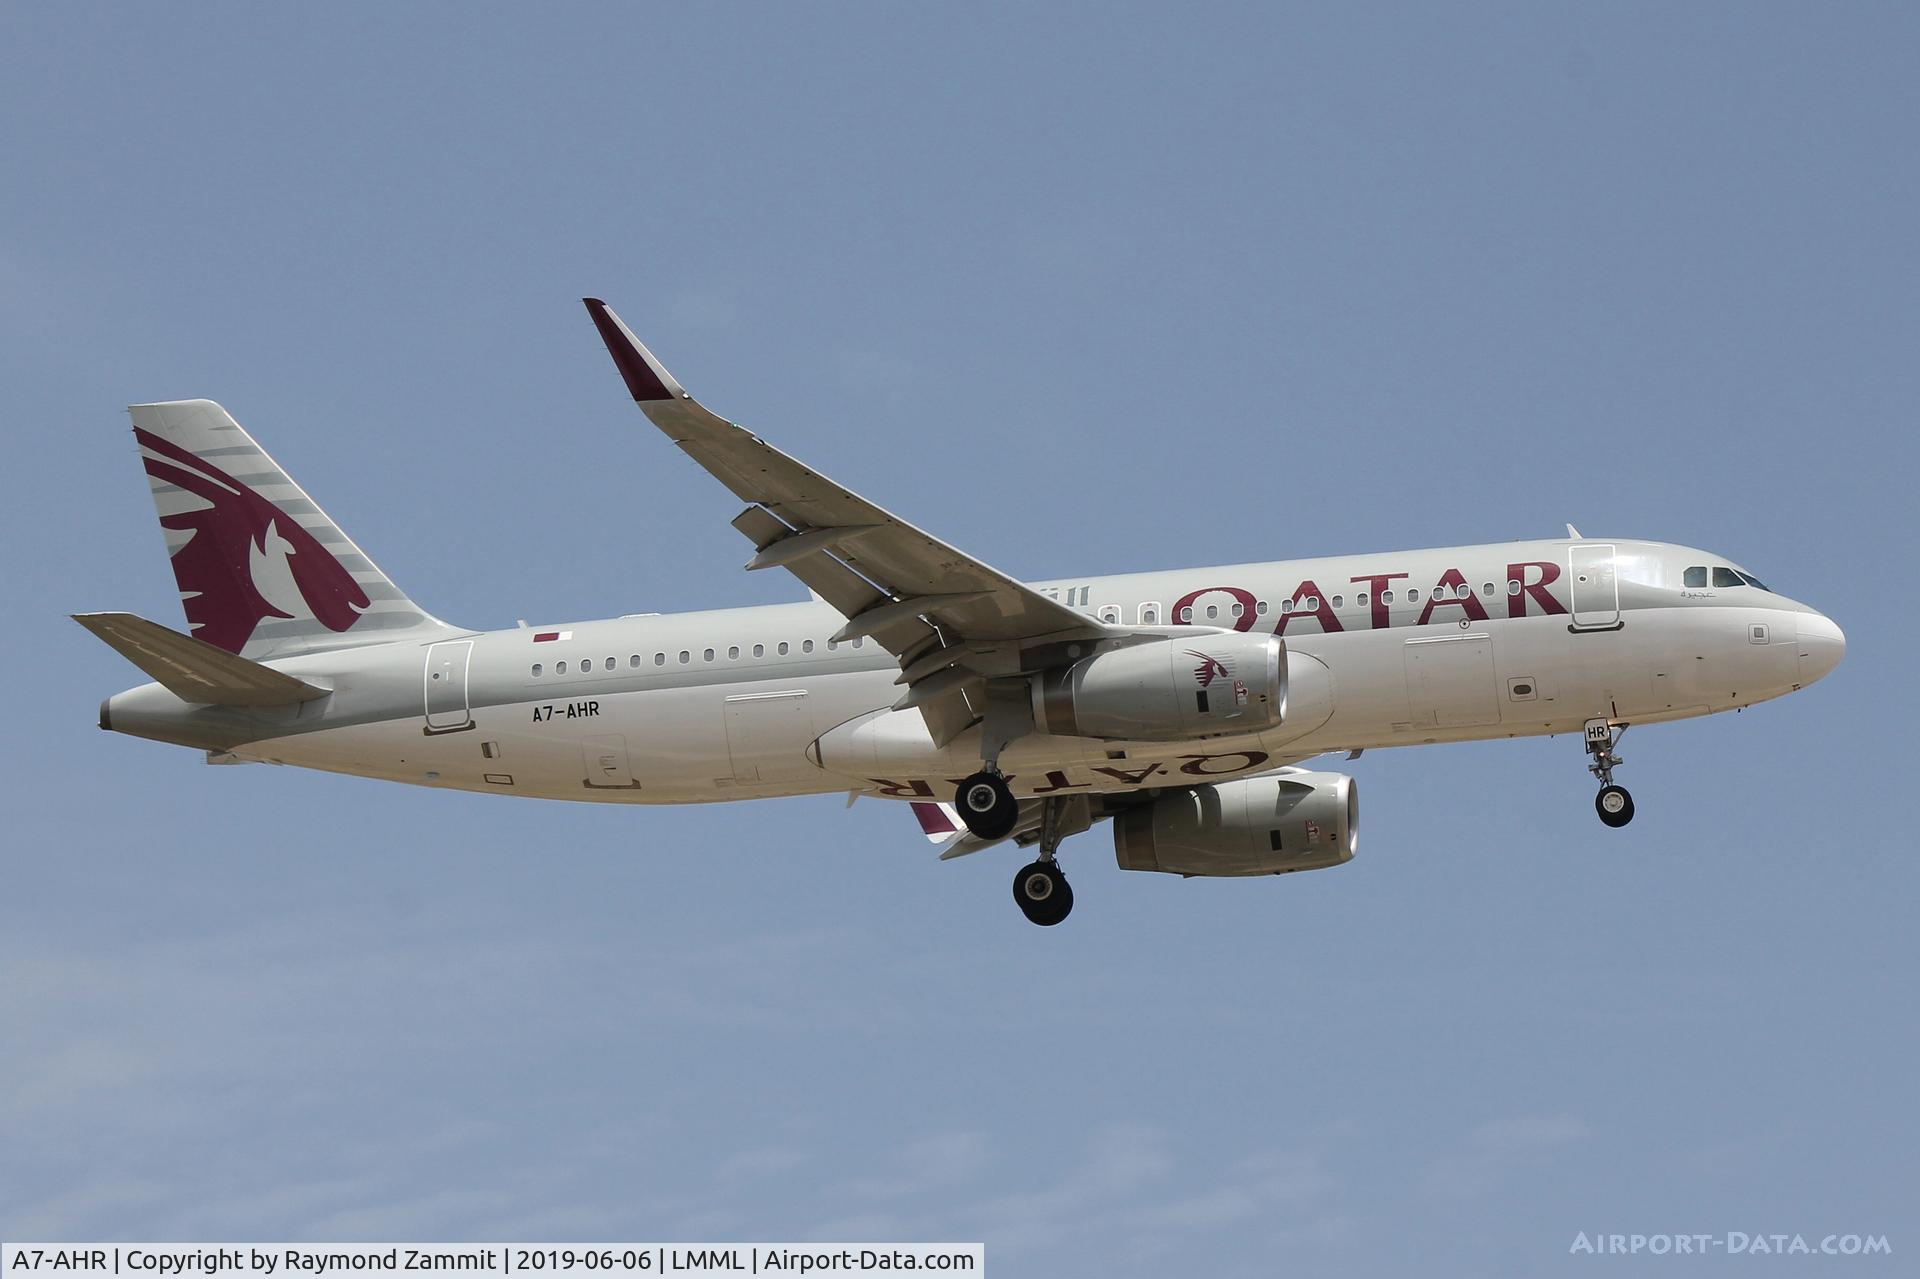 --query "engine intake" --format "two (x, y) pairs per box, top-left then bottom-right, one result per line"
(1035, 632), (1285, 741)
(1113, 771), (1358, 877)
